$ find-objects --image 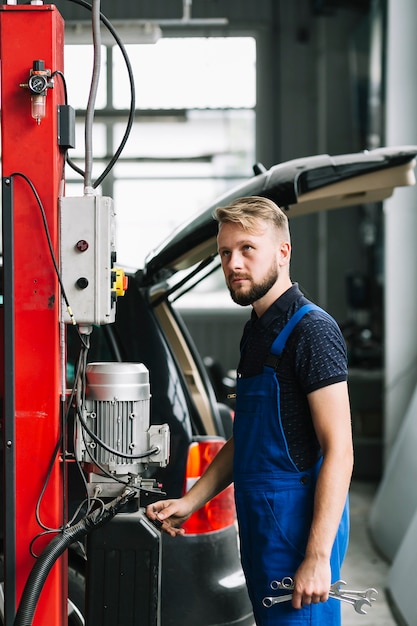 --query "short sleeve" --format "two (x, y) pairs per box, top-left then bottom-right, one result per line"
(290, 311), (348, 394)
